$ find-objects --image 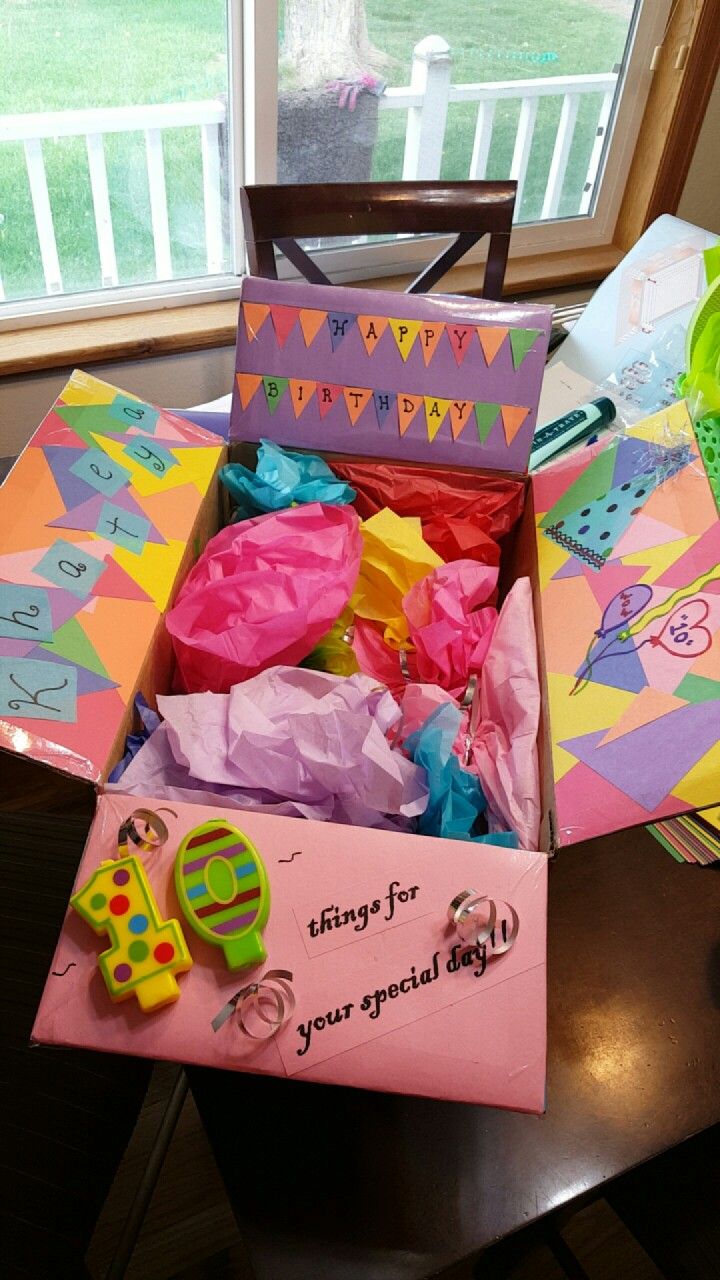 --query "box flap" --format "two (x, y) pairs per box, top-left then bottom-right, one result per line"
(0, 371), (225, 786)
(230, 277), (551, 473)
(533, 402), (720, 846)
